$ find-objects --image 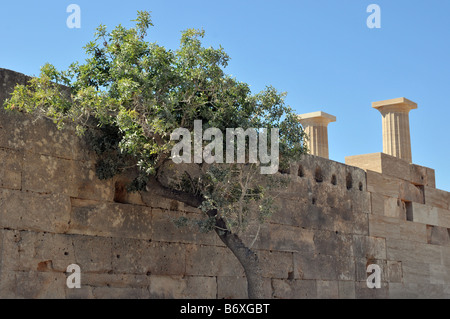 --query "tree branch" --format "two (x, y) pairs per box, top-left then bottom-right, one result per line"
(142, 175), (203, 209)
